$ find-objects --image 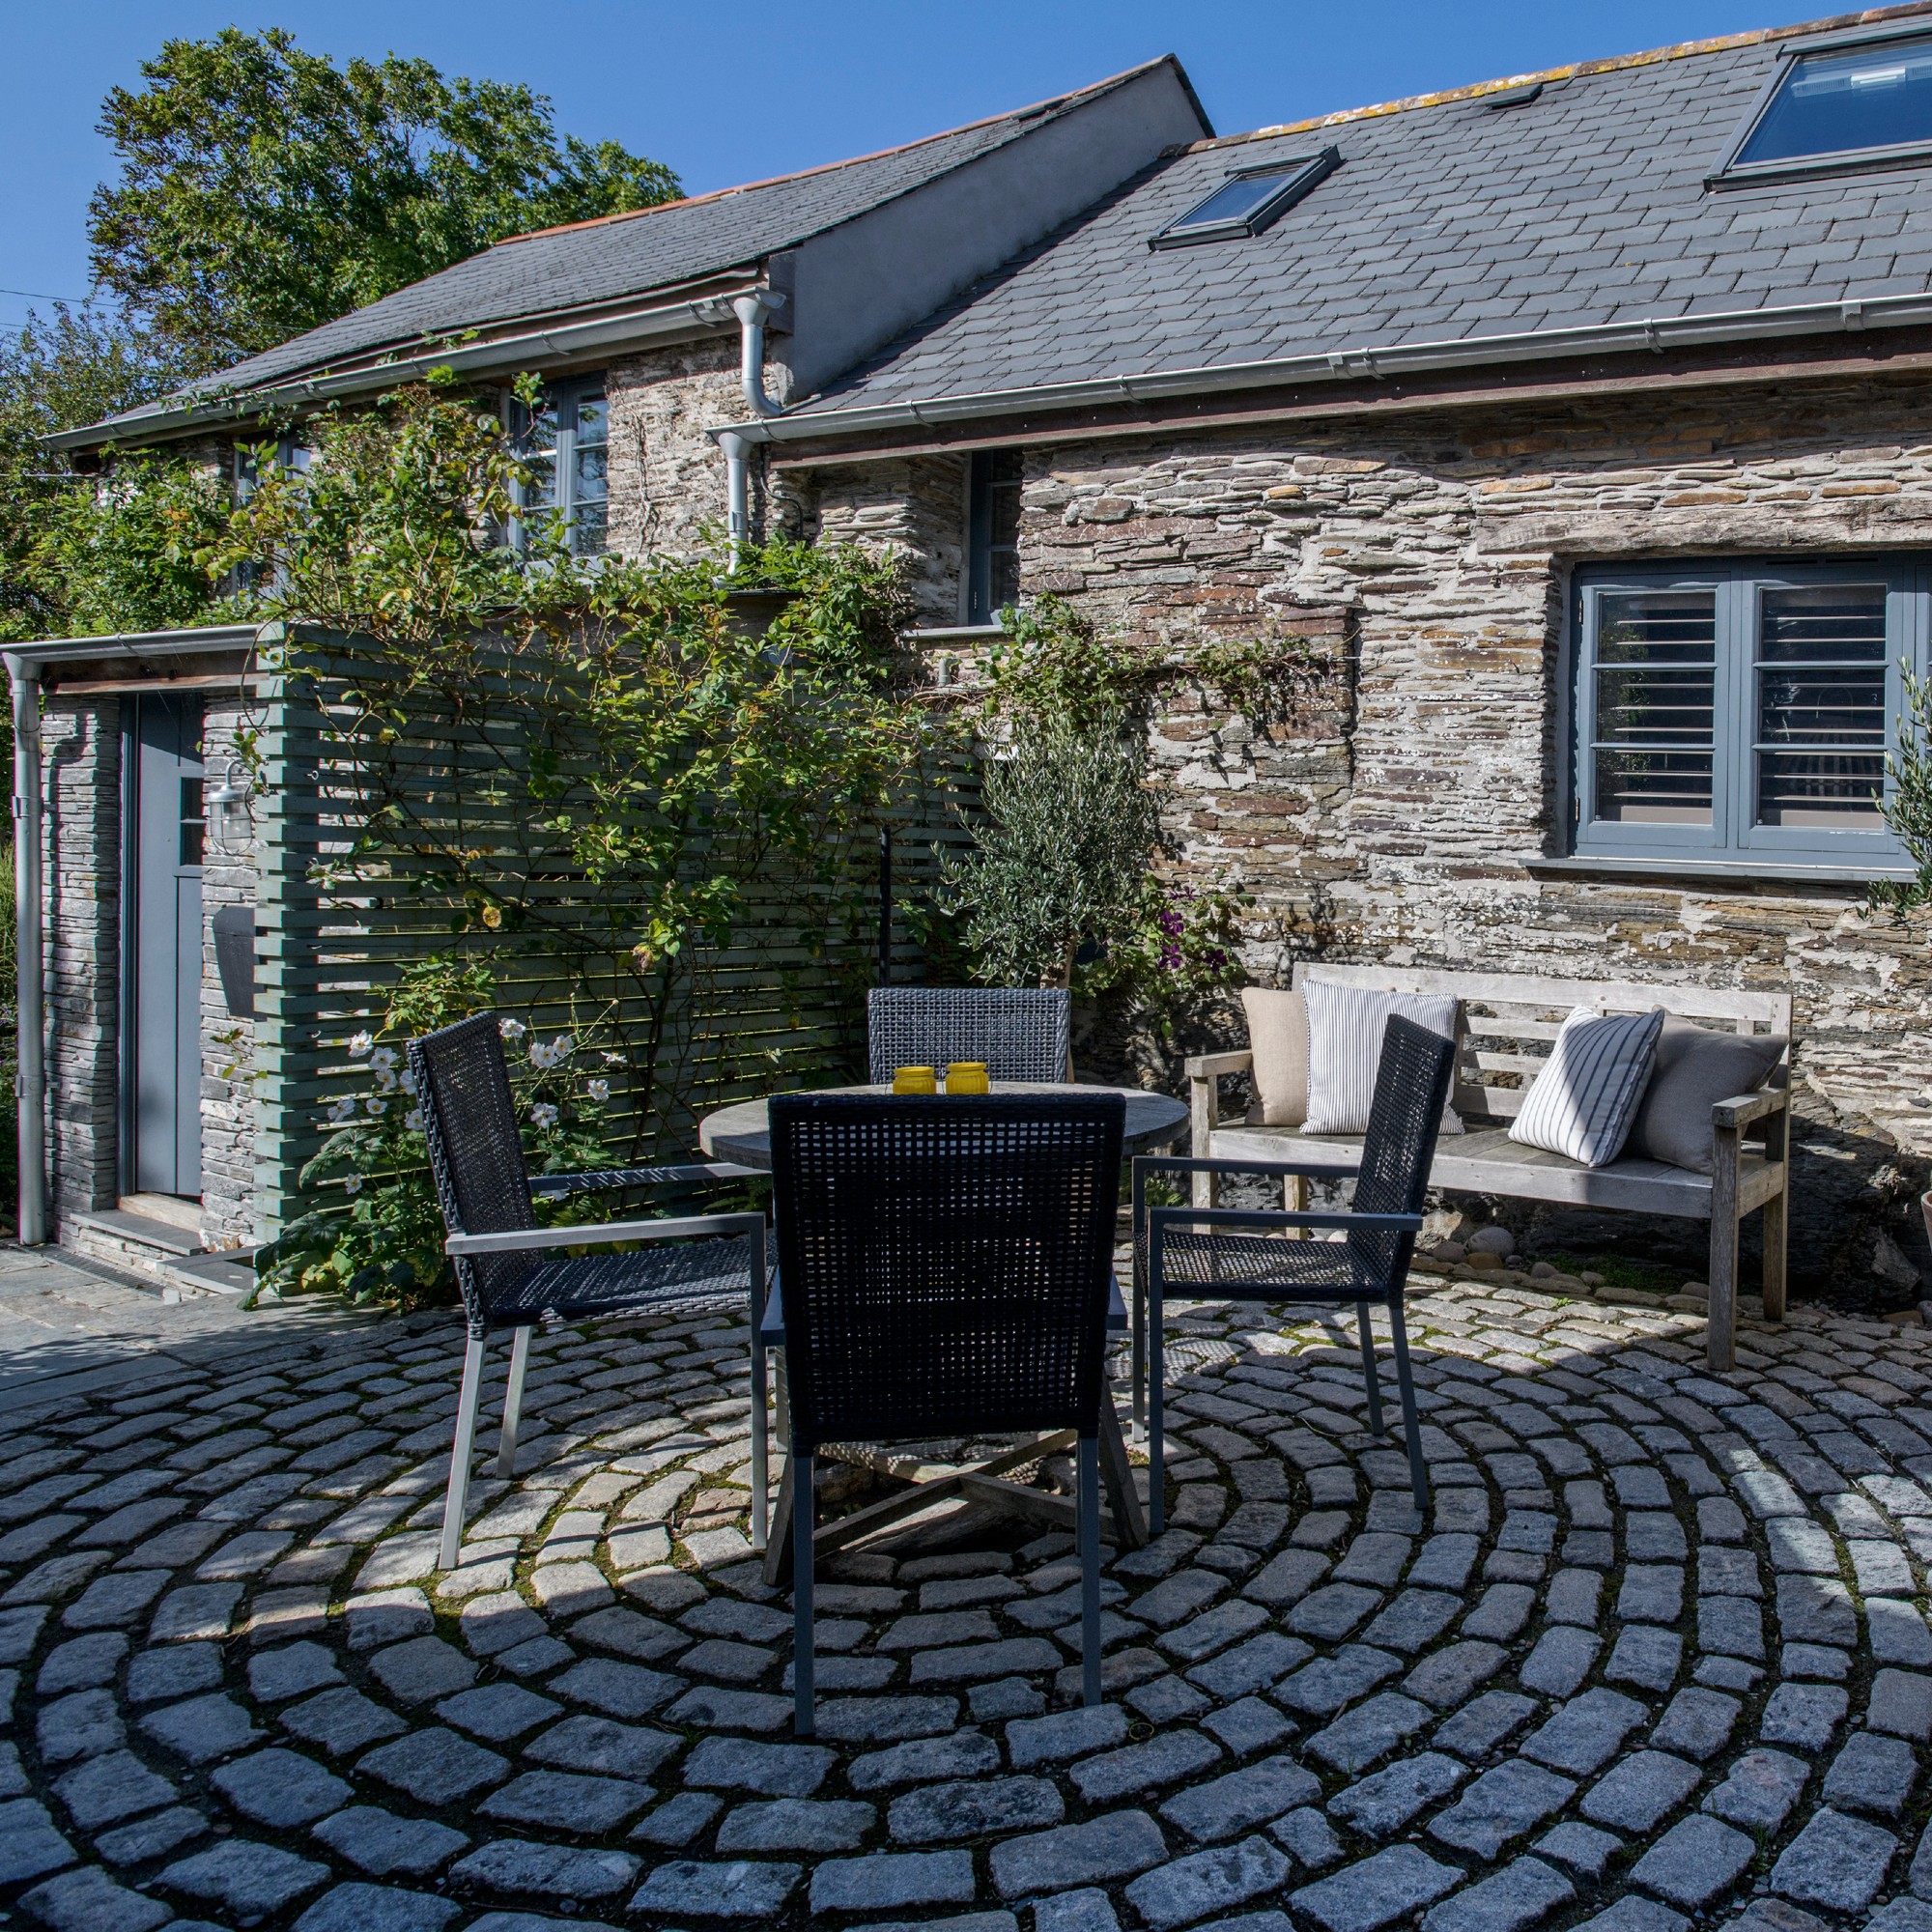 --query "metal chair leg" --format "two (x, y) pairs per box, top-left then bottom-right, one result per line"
(495, 1325), (531, 1478)
(1388, 1298), (1429, 1513)
(440, 1333), (487, 1572)
(1355, 1302), (1386, 1436)
(792, 1450), (815, 1737)
(1078, 1433), (1102, 1708)
(749, 1238), (769, 1552)
(1149, 1280), (1166, 1538)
